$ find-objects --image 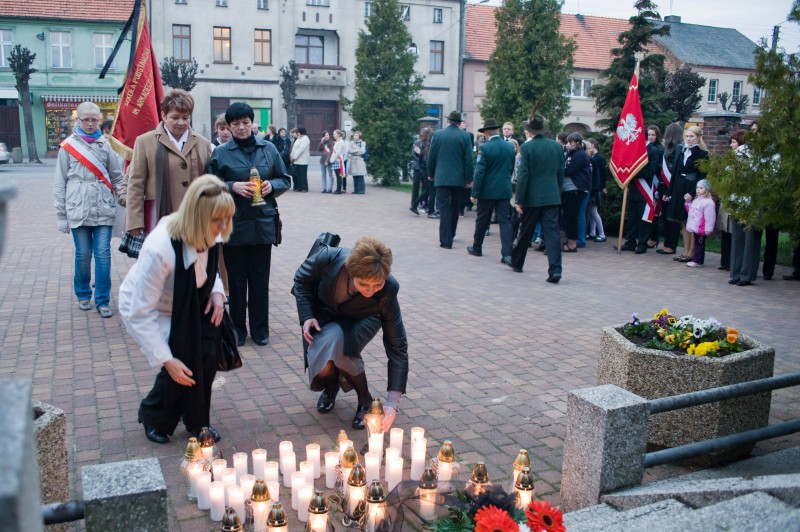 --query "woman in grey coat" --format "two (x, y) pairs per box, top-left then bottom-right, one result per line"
(348, 131), (368, 194)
